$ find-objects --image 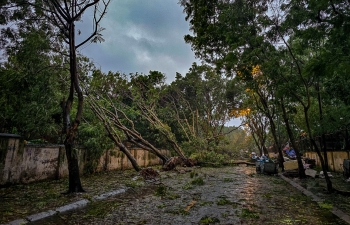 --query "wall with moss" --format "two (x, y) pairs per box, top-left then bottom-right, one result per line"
(0, 134), (170, 185)
(97, 148), (171, 171)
